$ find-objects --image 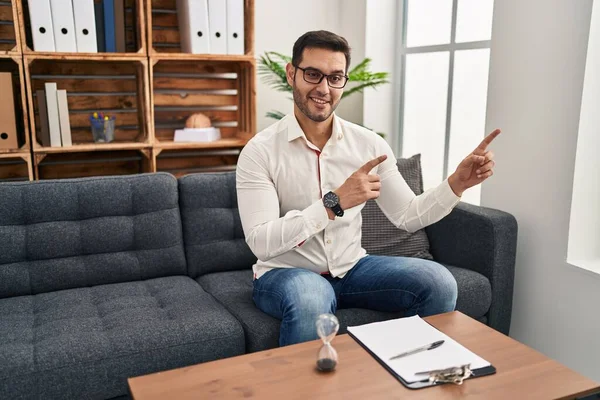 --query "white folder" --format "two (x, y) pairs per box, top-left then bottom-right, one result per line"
(177, 0), (210, 54)
(208, 0), (227, 54)
(49, 0), (78, 52)
(56, 90), (72, 146)
(44, 83), (62, 147)
(72, 0), (98, 53)
(28, 0), (56, 51)
(226, 0), (244, 55)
